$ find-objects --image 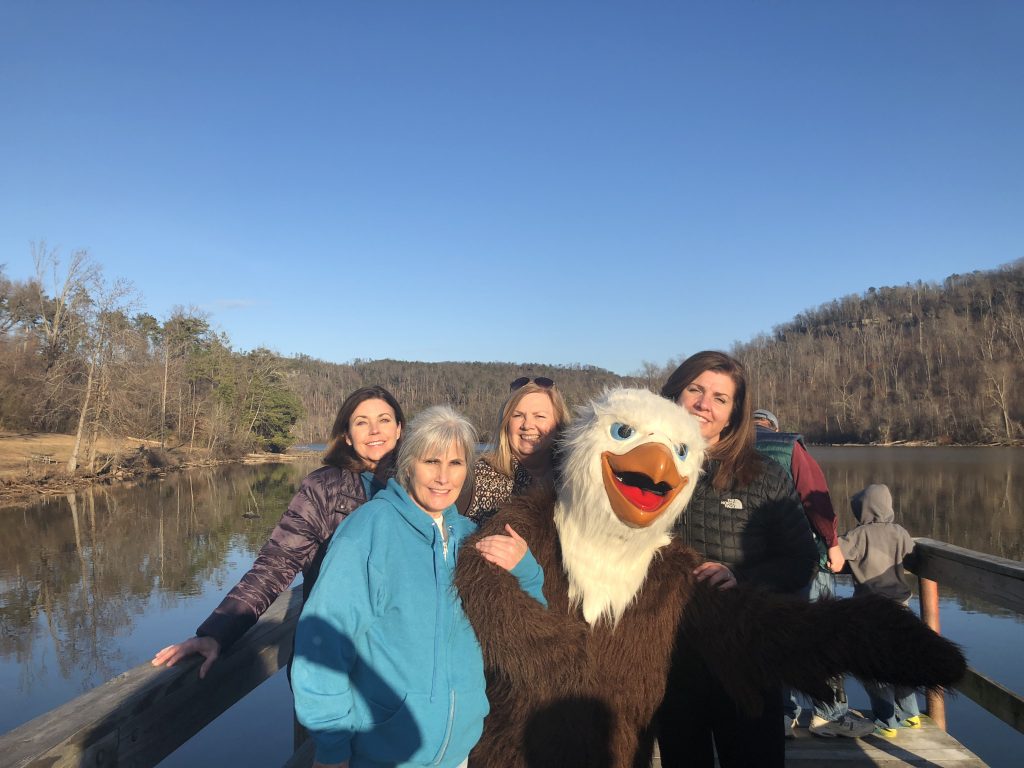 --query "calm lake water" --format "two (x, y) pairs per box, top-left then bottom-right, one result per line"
(0, 448), (1021, 766)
